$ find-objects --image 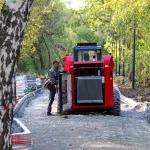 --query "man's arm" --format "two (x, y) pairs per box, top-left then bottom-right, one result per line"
(48, 70), (56, 85)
